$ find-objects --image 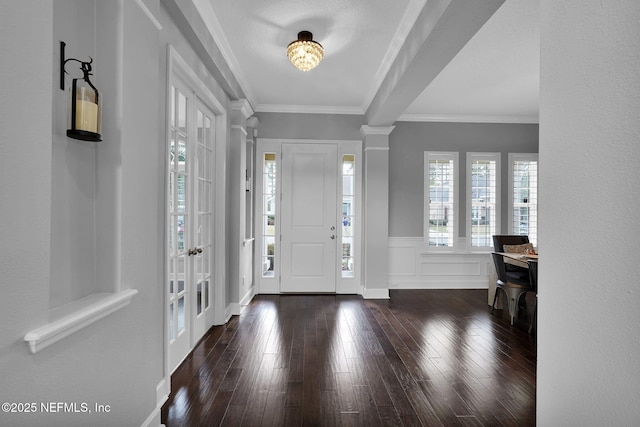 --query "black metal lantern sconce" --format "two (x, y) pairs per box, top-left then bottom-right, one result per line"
(60, 41), (102, 142)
